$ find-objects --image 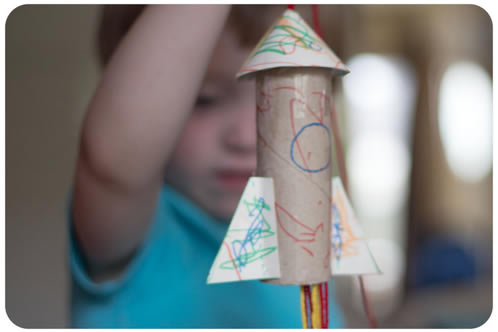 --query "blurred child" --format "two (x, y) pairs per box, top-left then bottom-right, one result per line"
(70, 4), (345, 328)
